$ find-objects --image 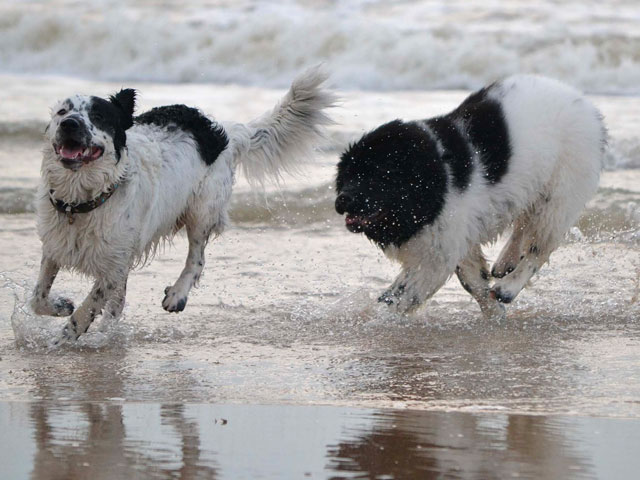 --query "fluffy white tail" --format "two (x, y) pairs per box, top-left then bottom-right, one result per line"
(236, 66), (336, 185)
